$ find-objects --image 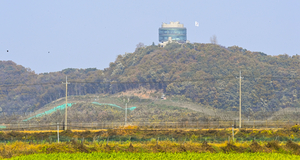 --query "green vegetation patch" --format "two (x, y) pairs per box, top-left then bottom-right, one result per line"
(8, 152), (300, 160)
